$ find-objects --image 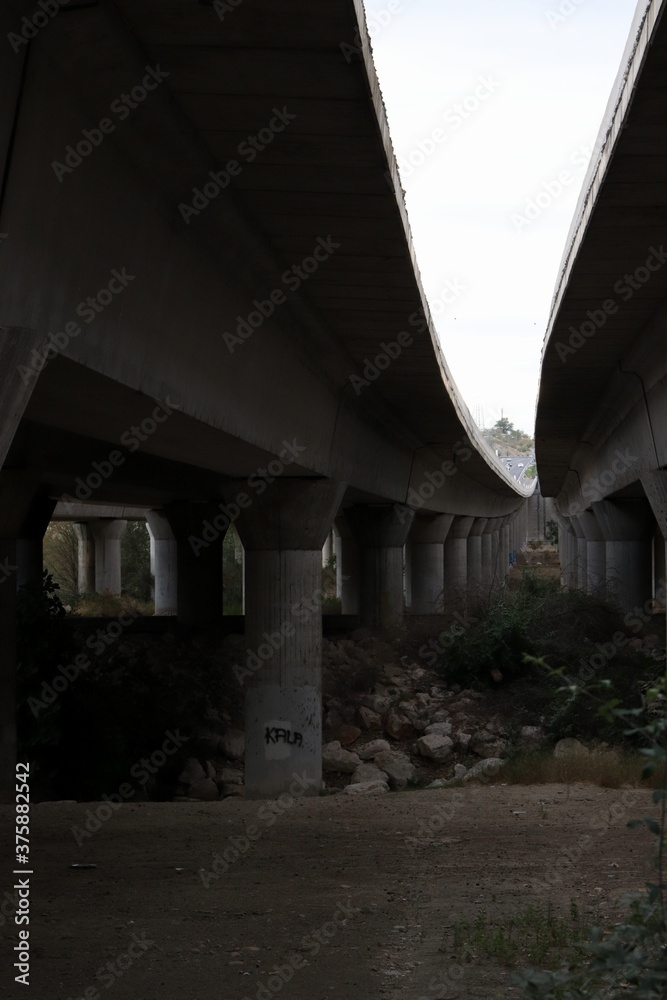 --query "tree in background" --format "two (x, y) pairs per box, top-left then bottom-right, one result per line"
(43, 522), (78, 605)
(121, 520), (152, 602)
